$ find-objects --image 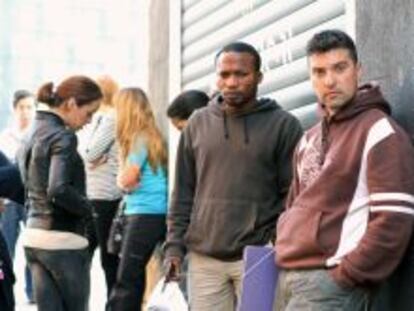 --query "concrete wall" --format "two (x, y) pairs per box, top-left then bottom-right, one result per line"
(148, 0), (170, 137)
(356, 3), (414, 310)
(356, 0), (414, 142)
